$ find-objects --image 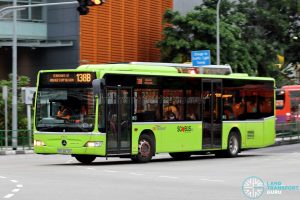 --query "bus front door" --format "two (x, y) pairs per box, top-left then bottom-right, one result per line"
(106, 86), (132, 155)
(202, 79), (222, 149)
